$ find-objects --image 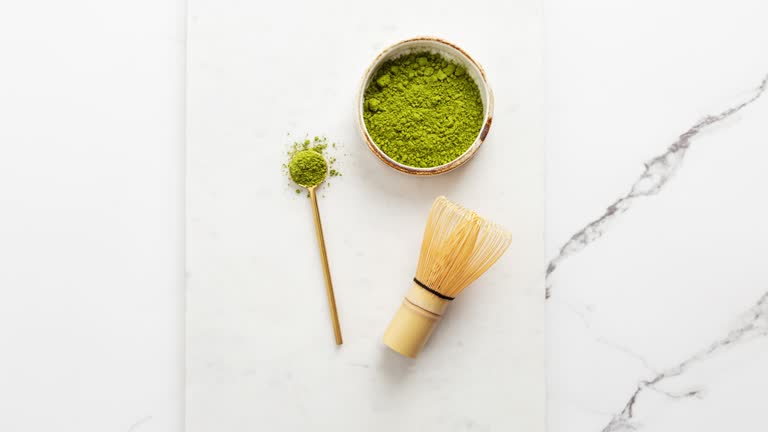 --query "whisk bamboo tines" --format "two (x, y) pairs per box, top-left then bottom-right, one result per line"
(383, 196), (512, 358)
